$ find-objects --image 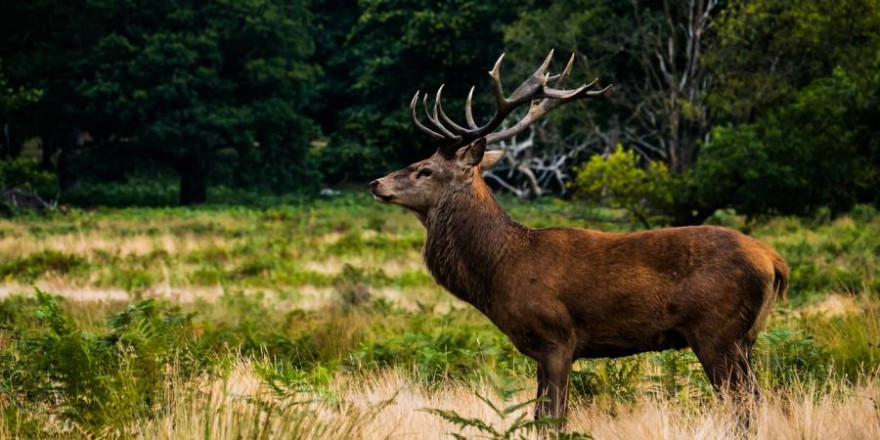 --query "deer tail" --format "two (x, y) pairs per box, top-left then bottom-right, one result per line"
(771, 252), (790, 302)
